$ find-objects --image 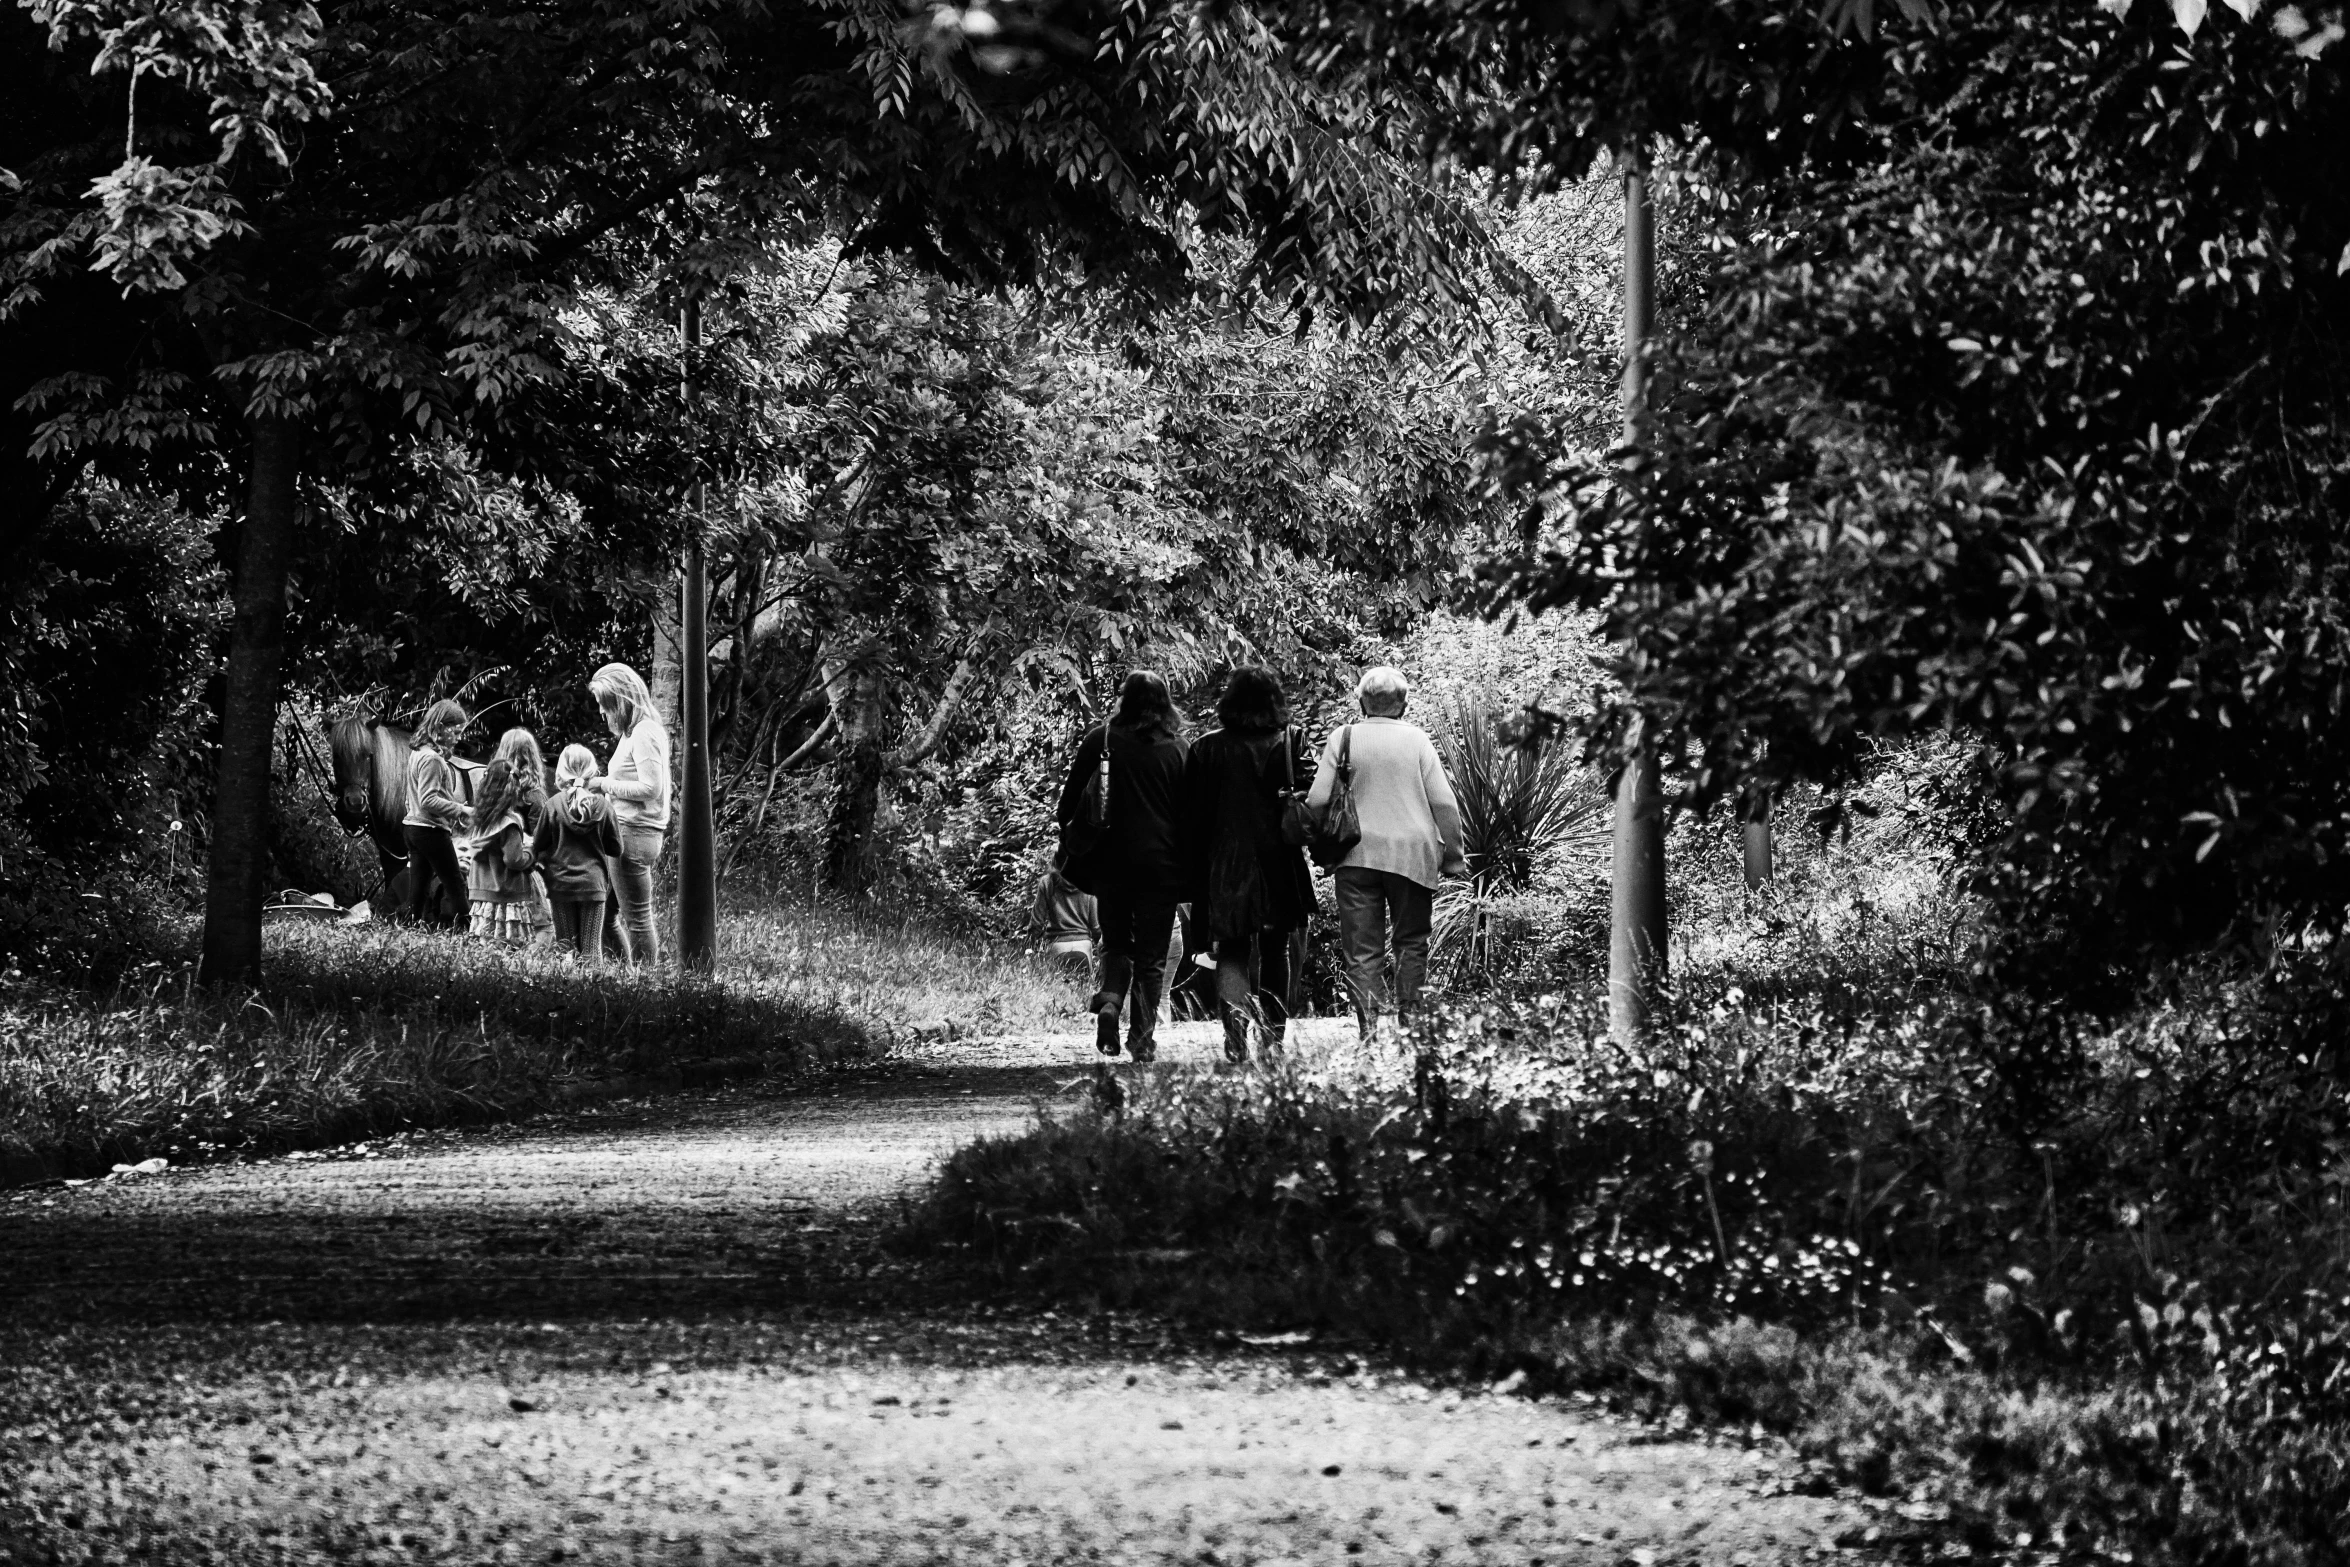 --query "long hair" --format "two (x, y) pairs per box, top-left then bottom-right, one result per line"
(590, 662), (659, 737)
(1110, 670), (1181, 742)
(493, 727), (545, 792)
(555, 743), (599, 787)
(329, 714), (414, 857)
(416, 698), (468, 751)
(472, 757), (521, 829)
(1214, 666), (1288, 736)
